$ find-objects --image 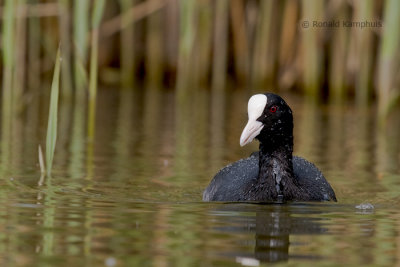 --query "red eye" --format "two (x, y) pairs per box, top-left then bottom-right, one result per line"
(269, 106), (277, 113)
